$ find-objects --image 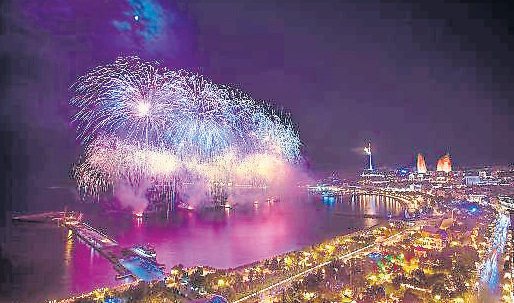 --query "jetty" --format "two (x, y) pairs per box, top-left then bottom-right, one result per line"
(13, 211), (165, 282)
